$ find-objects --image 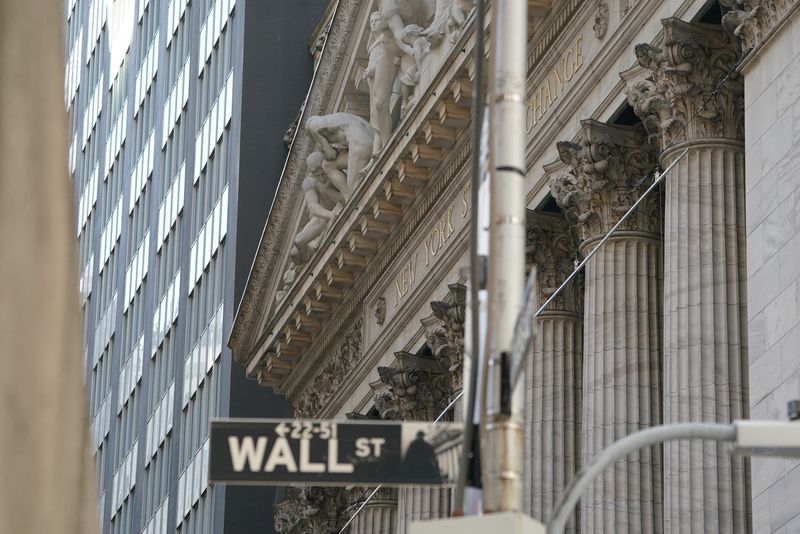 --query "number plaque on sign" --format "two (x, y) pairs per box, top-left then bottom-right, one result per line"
(209, 419), (463, 487)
